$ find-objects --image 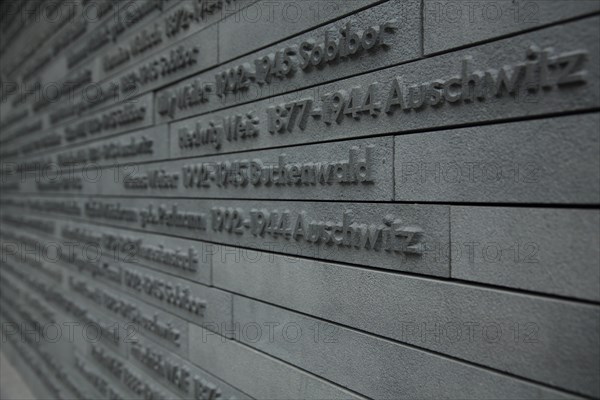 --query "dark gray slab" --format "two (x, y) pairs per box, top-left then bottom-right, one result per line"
(0, 257), (126, 360)
(424, 0), (600, 54)
(81, 342), (182, 400)
(12, 163), (103, 196)
(73, 350), (130, 400)
(64, 0), (182, 72)
(158, 0), (421, 124)
(62, 272), (192, 358)
(128, 334), (251, 400)
(213, 1), (420, 107)
(188, 325), (365, 400)
(213, 247), (600, 397)
(100, 136), (394, 201)
(43, 0), (181, 87)
(96, 0), (258, 81)
(0, 238), (64, 287)
(118, 264), (233, 329)
(395, 114), (600, 204)
(2, 4), (599, 398)
(57, 218), (213, 285)
(0, 283), (107, 400)
(50, 240), (229, 332)
(2, 343), (87, 400)
(54, 124), (169, 169)
(166, 16), (600, 164)
(0, 335), (66, 399)
(7, 215), (213, 286)
(0, 346), (42, 400)
(0, 0), (102, 81)
(57, 93), (154, 146)
(451, 206), (600, 301)
(1, 117), (47, 155)
(0, 197), (82, 221)
(28, 8), (106, 84)
(104, 22), (219, 95)
(49, 298), (131, 361)
(7, 5), (599, 161)
(0, 205), (57, 236)
(233, 296), (577, 399)
(218, 0), (385, 62)
(15, 0), (257, 107)
(35, 57), (101, 110)
(161, 15), (599, 127)
(11, 195), (451, 277)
